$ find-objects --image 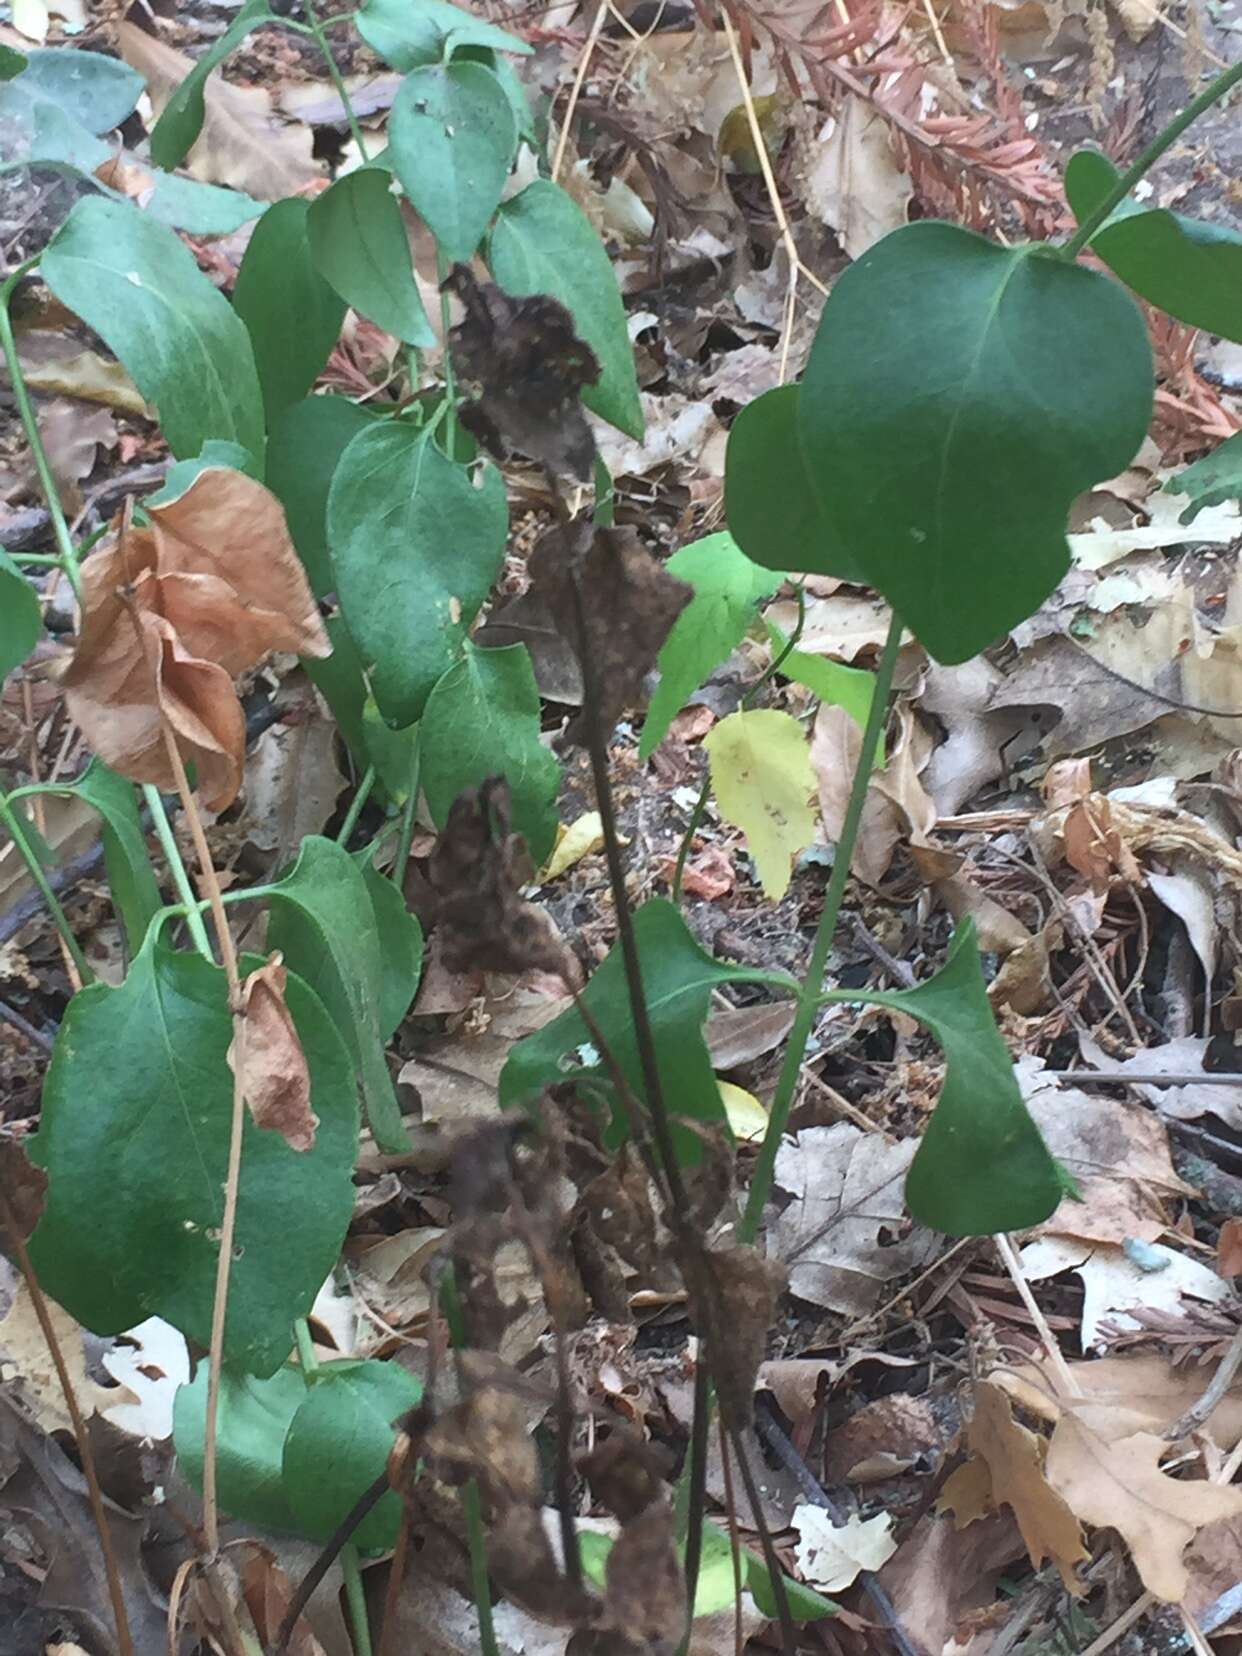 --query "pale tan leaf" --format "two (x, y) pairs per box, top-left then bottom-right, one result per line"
(1020, 1234), (1231, 1351)
(15, 330), (147, 415)
(813, 699), (934, 885)
(801, 96), (911, 259)
(1045, 1412), (1242, 1601)
(998, 1353), (1242, 1451)
(792, 1505), (896, 1590)
(228, 954), (317, 1153)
